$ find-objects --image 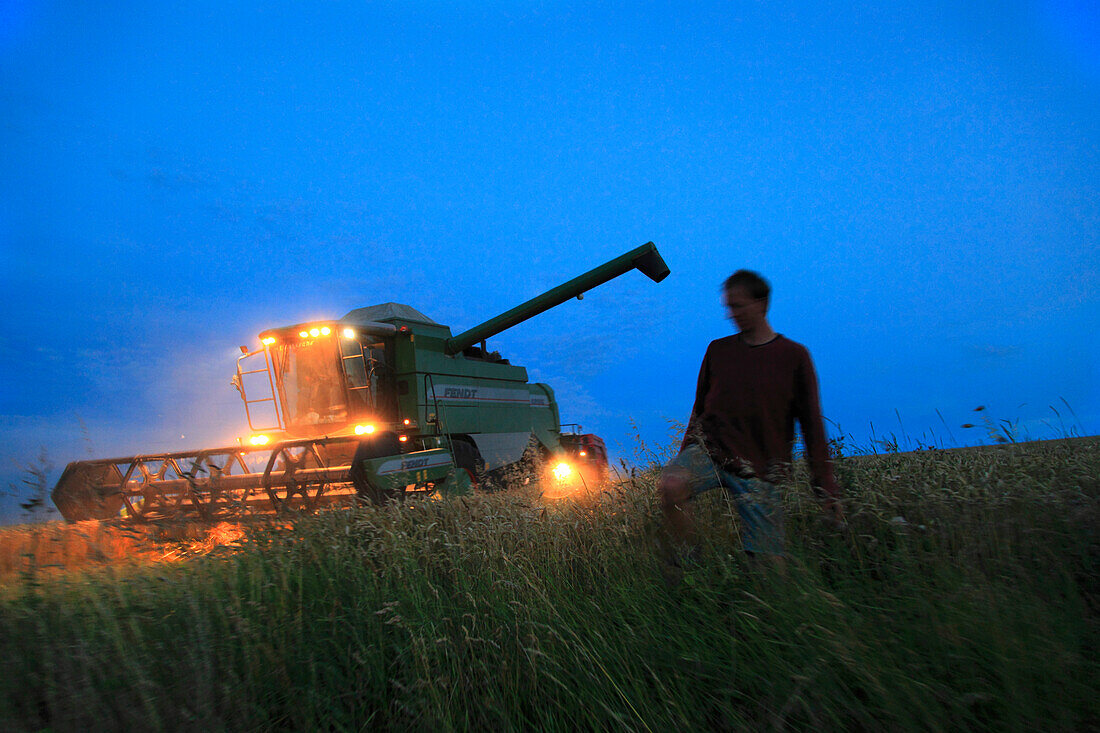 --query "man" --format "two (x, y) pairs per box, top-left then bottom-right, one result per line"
(659, 270), (842, 563)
